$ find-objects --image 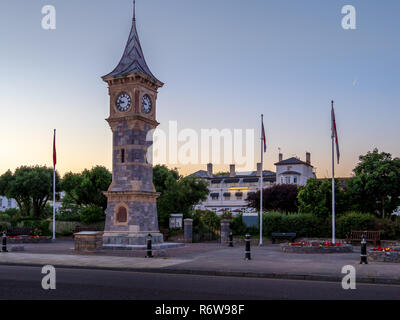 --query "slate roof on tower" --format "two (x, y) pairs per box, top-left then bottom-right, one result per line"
(103, 1), (161, 84)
